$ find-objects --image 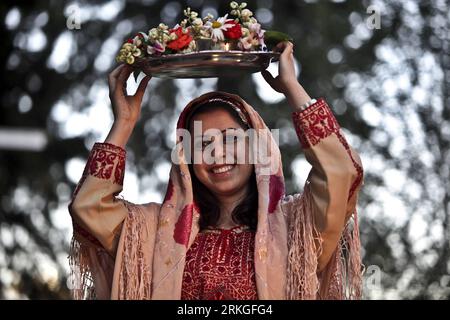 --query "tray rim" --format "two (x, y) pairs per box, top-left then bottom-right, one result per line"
(132, 50), (281, 78)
